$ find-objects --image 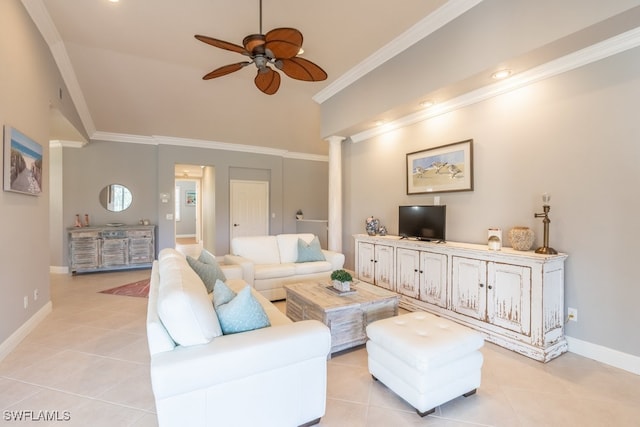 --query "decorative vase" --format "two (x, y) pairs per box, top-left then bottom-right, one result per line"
(365, 216), (379, 236)
(332, 280), (351, 292)
(509, 227), (535, 251)
(74, 214), (82, 228)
